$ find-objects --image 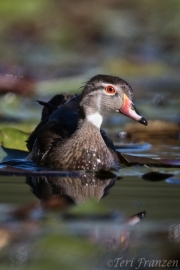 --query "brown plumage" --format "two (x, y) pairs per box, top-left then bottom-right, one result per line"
(27, 75), (147, 170)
